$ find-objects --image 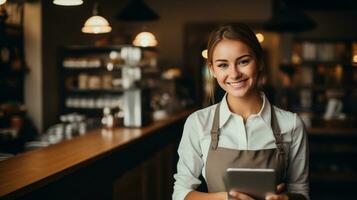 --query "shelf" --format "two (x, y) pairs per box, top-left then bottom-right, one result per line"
(296, 85), (357, 90)
(63, 107), (104, 117)
(293, 61), (353, 66)
(62, 45), (158, 53)
(62, 64), (155, 71)
(62, 66), (121, 73)
(66, 88), (125, 94)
